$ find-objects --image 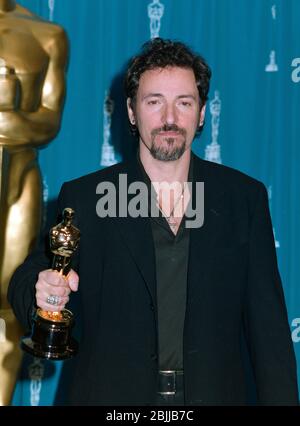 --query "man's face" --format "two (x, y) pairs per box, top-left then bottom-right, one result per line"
(127, 66), (206, 161)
